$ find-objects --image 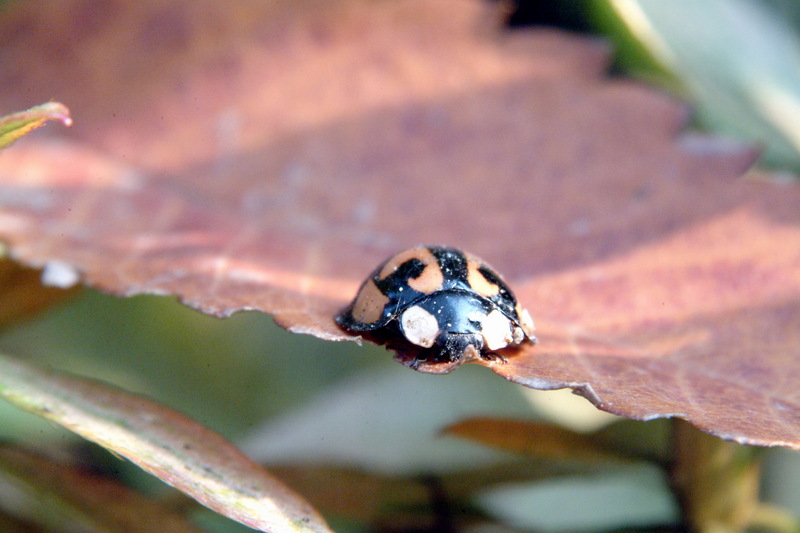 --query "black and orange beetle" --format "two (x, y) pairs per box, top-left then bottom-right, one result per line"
(336, 245), (536, 373)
